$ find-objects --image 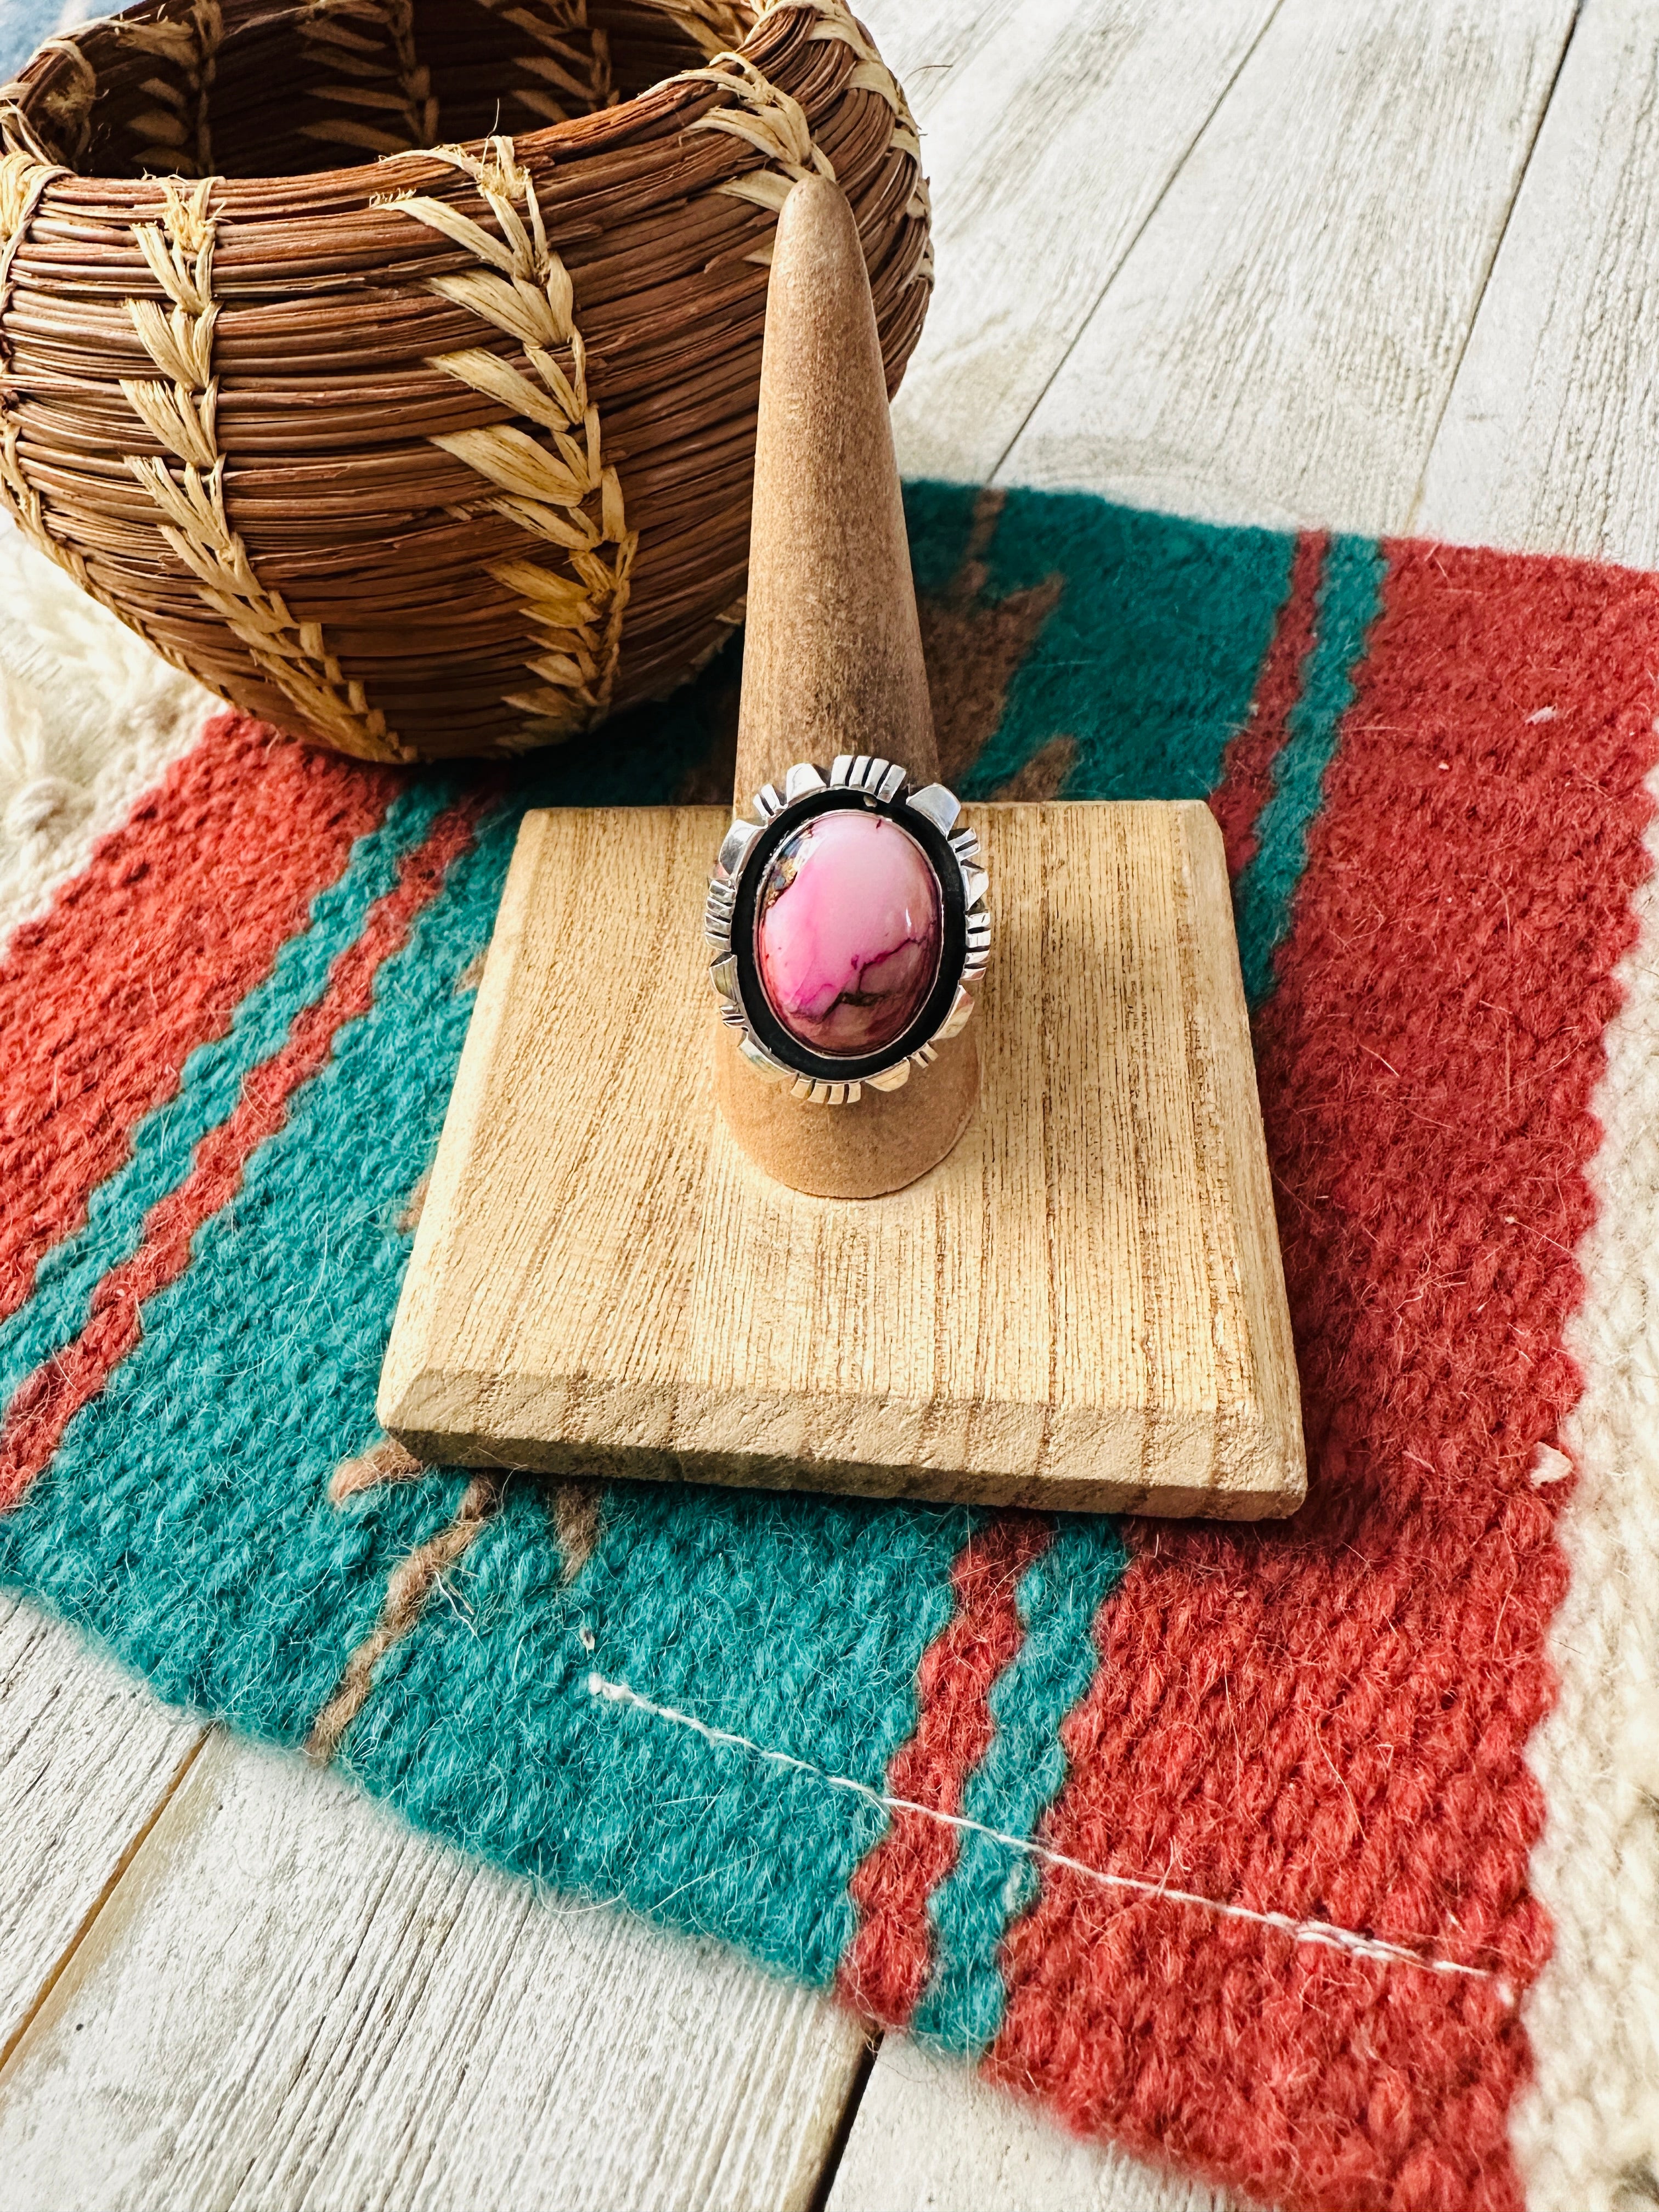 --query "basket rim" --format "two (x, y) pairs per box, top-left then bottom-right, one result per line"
(0, 0), (928, 762)
(1, 0), (810, 205)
